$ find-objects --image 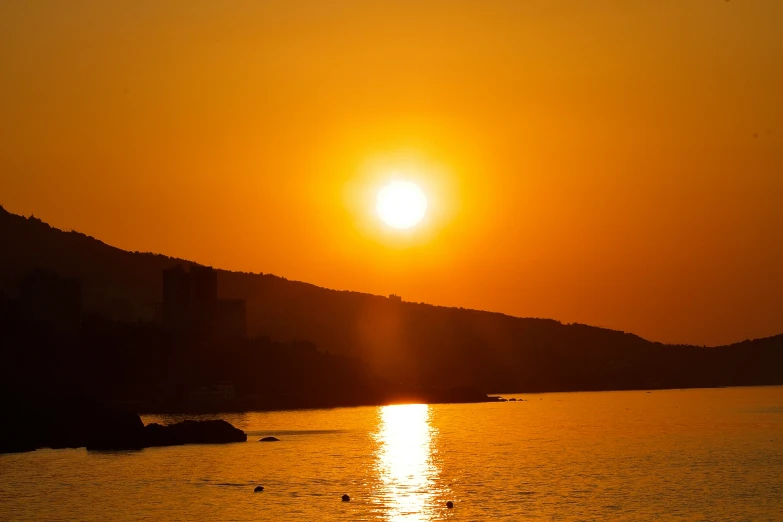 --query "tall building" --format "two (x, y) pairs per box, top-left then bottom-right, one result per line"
(188, 265), (218, 335)
(162, 265), (246, 339)
(162, 265), (191, 332)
